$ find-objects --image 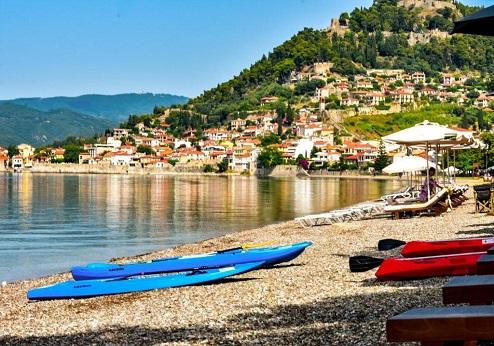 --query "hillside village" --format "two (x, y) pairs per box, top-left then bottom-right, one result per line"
(0, 64), (489, 175)
(1, 0), (493, 174)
